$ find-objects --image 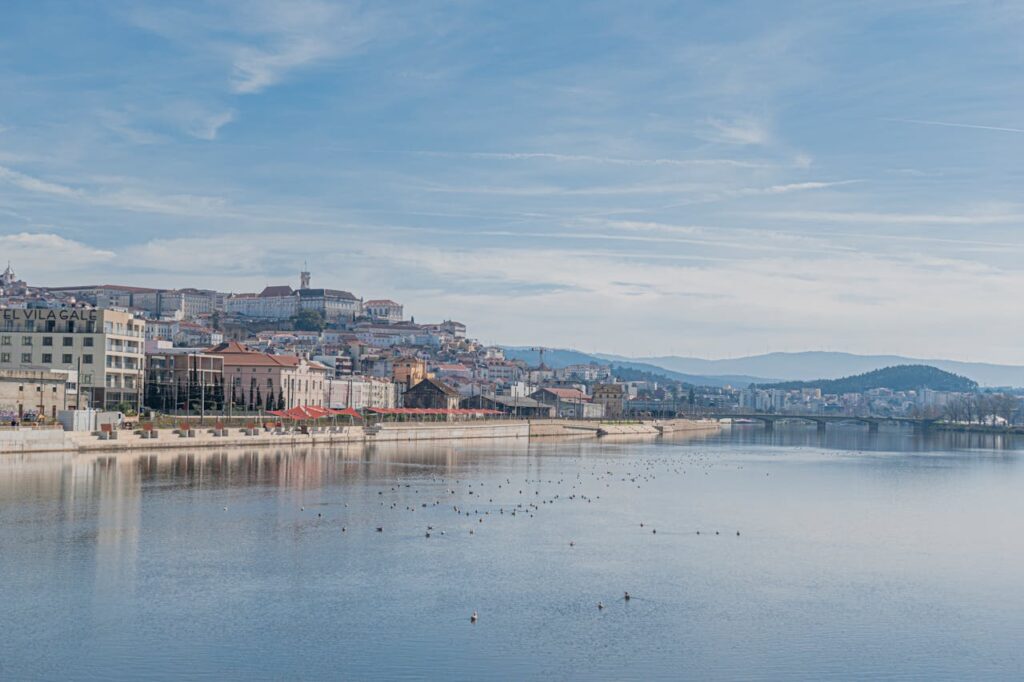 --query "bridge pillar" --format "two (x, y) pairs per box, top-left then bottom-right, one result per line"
(868, 421), (879, 434)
